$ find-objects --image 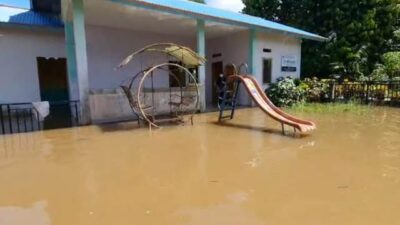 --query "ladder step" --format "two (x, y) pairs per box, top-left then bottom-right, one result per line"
(220, 106), (235, 110)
